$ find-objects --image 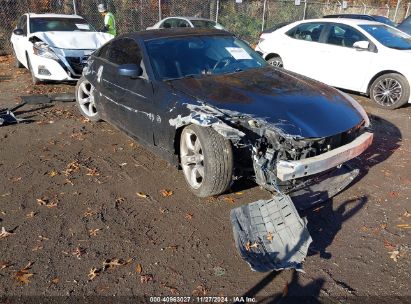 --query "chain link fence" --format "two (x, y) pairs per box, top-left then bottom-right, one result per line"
(1, 0), (410, 55)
